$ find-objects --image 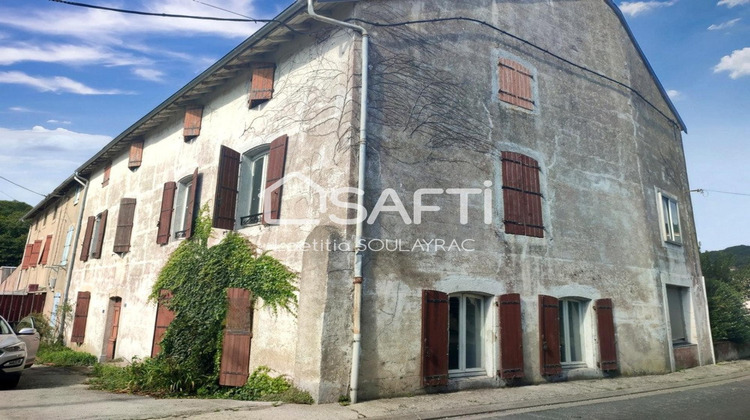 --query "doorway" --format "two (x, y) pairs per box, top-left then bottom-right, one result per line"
(104, 297), (122, 361)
